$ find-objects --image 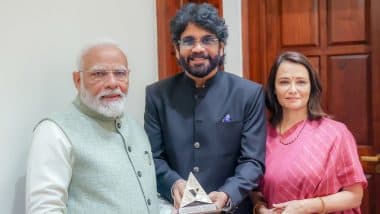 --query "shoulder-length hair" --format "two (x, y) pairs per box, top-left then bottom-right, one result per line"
(265, 51), (327, 126)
